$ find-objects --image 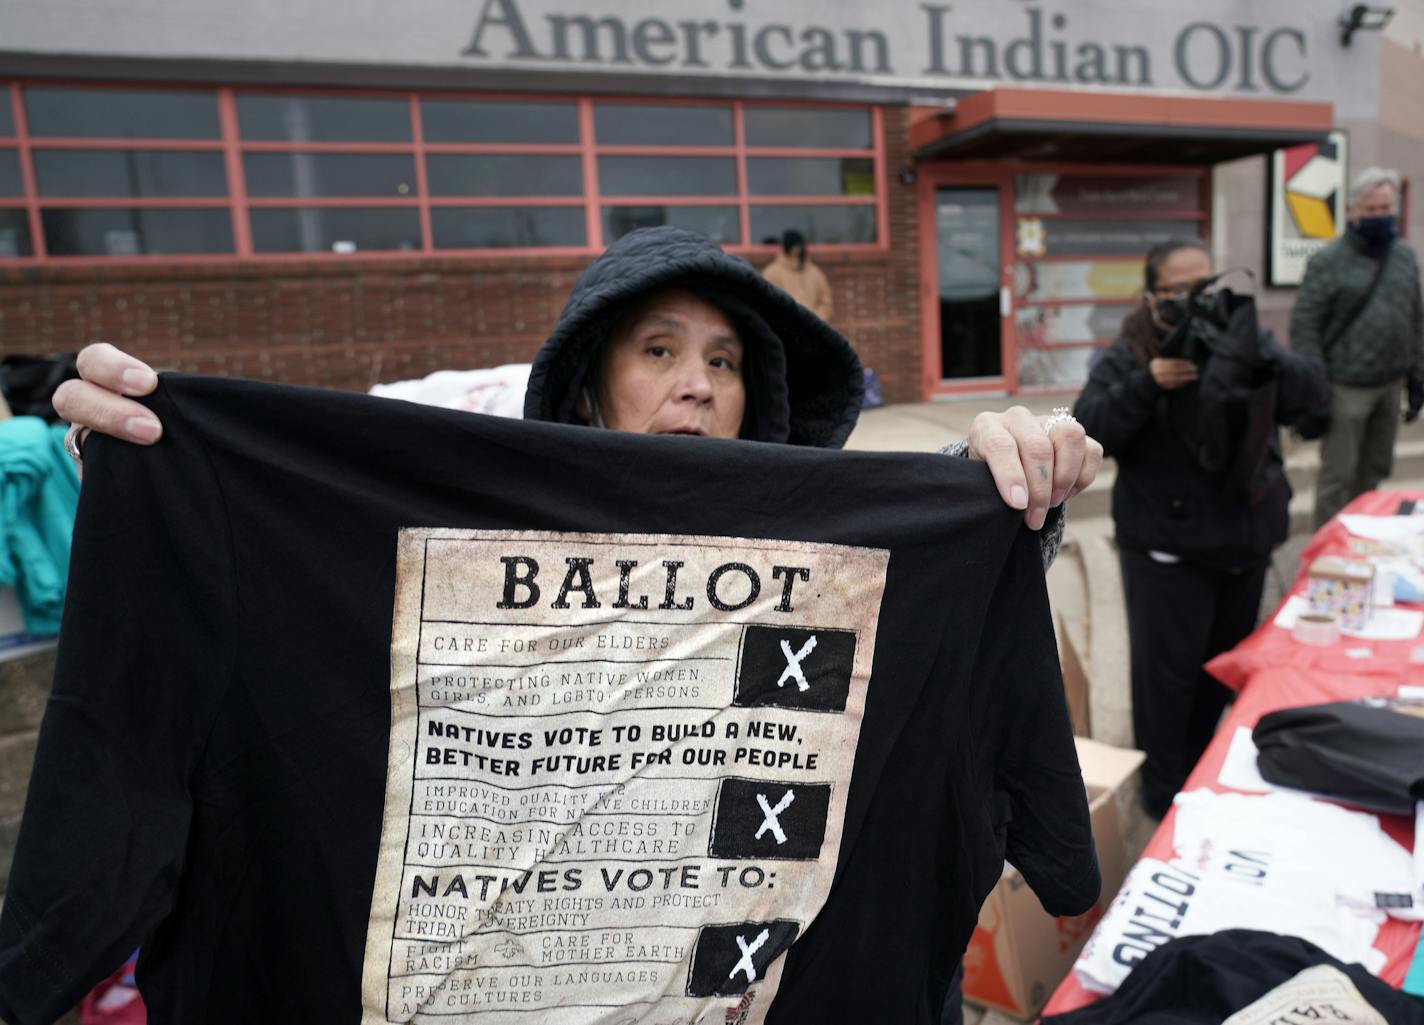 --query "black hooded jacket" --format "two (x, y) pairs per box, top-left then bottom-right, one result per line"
(524, 226), (865, 449)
